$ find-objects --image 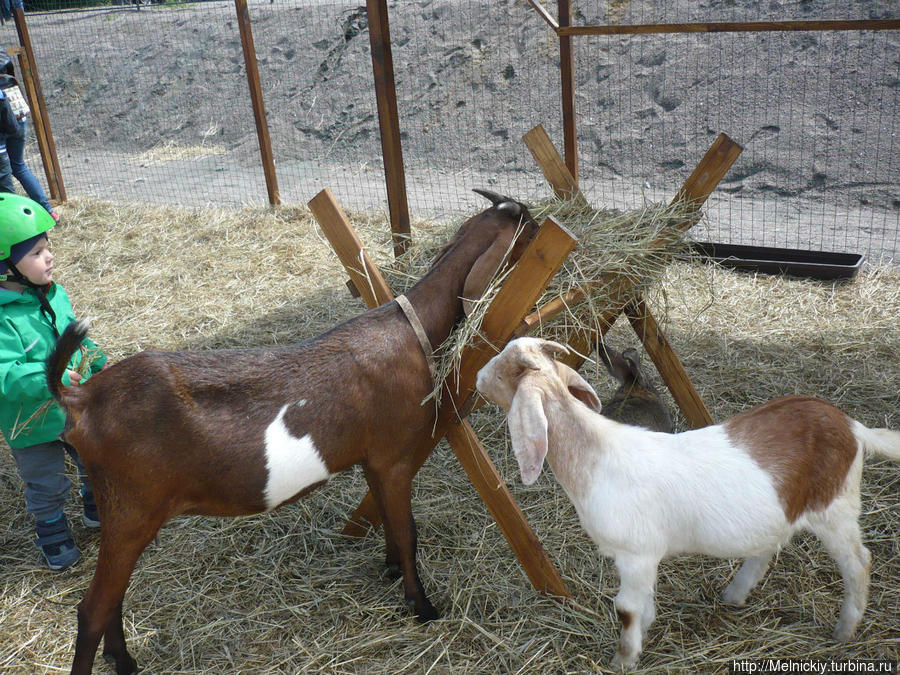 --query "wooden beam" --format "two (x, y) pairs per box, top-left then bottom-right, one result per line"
(625, 298), (714, 428)
(673, 132), (744, 211)
(557, 0), (578, 183)
(12, 8), (65, 203)
(446, 422), (570, 597)
(366, 0), (411, 257)
(308, 188), (393, 308)
(557, 18), (900, 36)
(523, 124), (585, 204)
(525, 0), (559, 31)
(234, 0), (280, 205)
(518, 131), (743, 335)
